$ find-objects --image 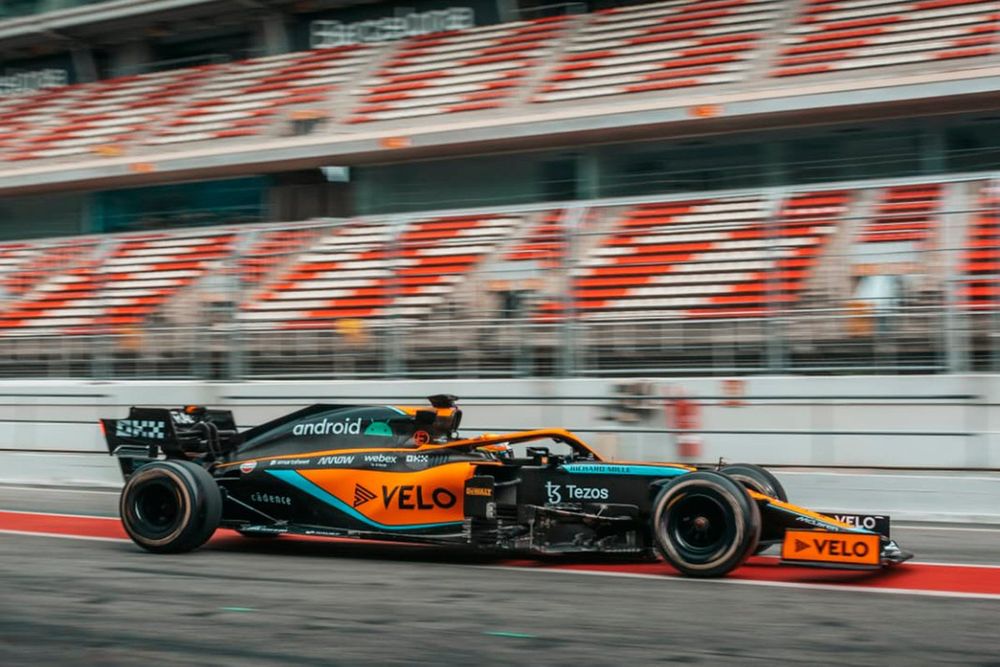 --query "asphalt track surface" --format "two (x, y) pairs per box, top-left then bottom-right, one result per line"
(1, 486), (999, 666)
